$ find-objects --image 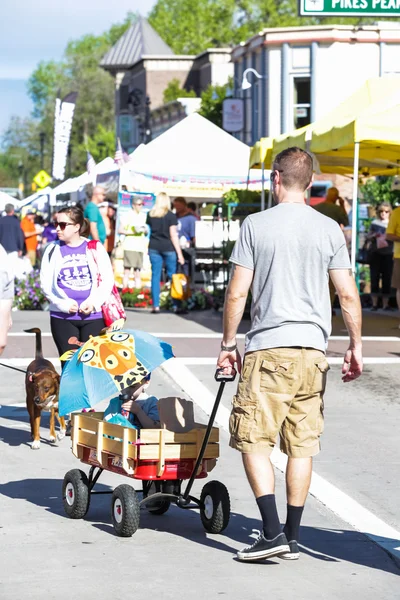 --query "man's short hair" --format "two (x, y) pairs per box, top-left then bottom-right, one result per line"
(4, 204), (14, 214)
(174, 196), (187, 206)
(273, 147), (313, 192)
